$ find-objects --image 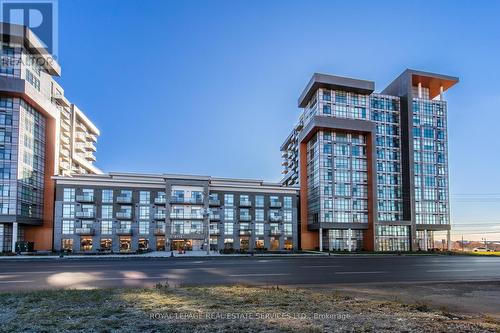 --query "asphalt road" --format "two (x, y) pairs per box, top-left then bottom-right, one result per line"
(0, 255), (499, 291)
